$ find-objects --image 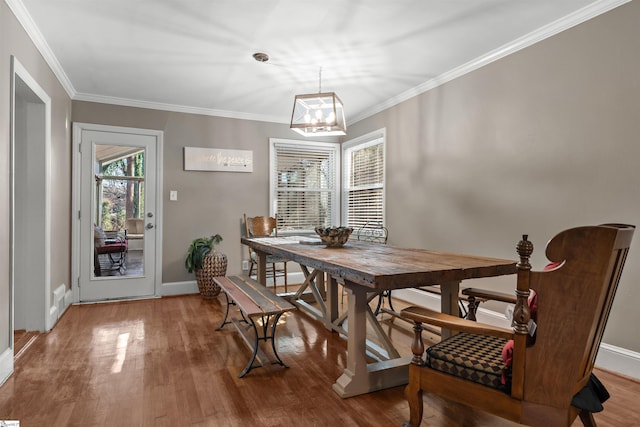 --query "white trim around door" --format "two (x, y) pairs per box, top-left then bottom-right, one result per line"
(72, 123), (163, 302)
